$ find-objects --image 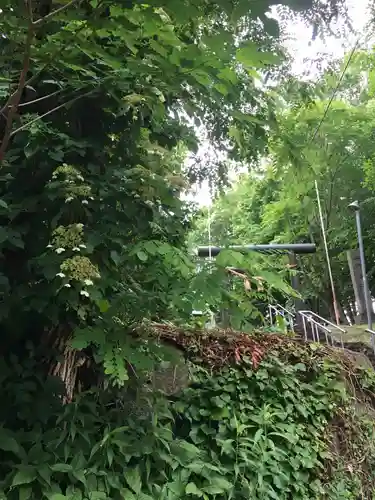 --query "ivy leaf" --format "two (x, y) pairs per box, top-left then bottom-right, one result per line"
(208, 477), (233, 491)
(120, 490), (136, 500)
(84, 493), (106, 500)
(125, 466), (142, 494)
(185, 483), (203, 496)
(202, 485), (226, 494)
